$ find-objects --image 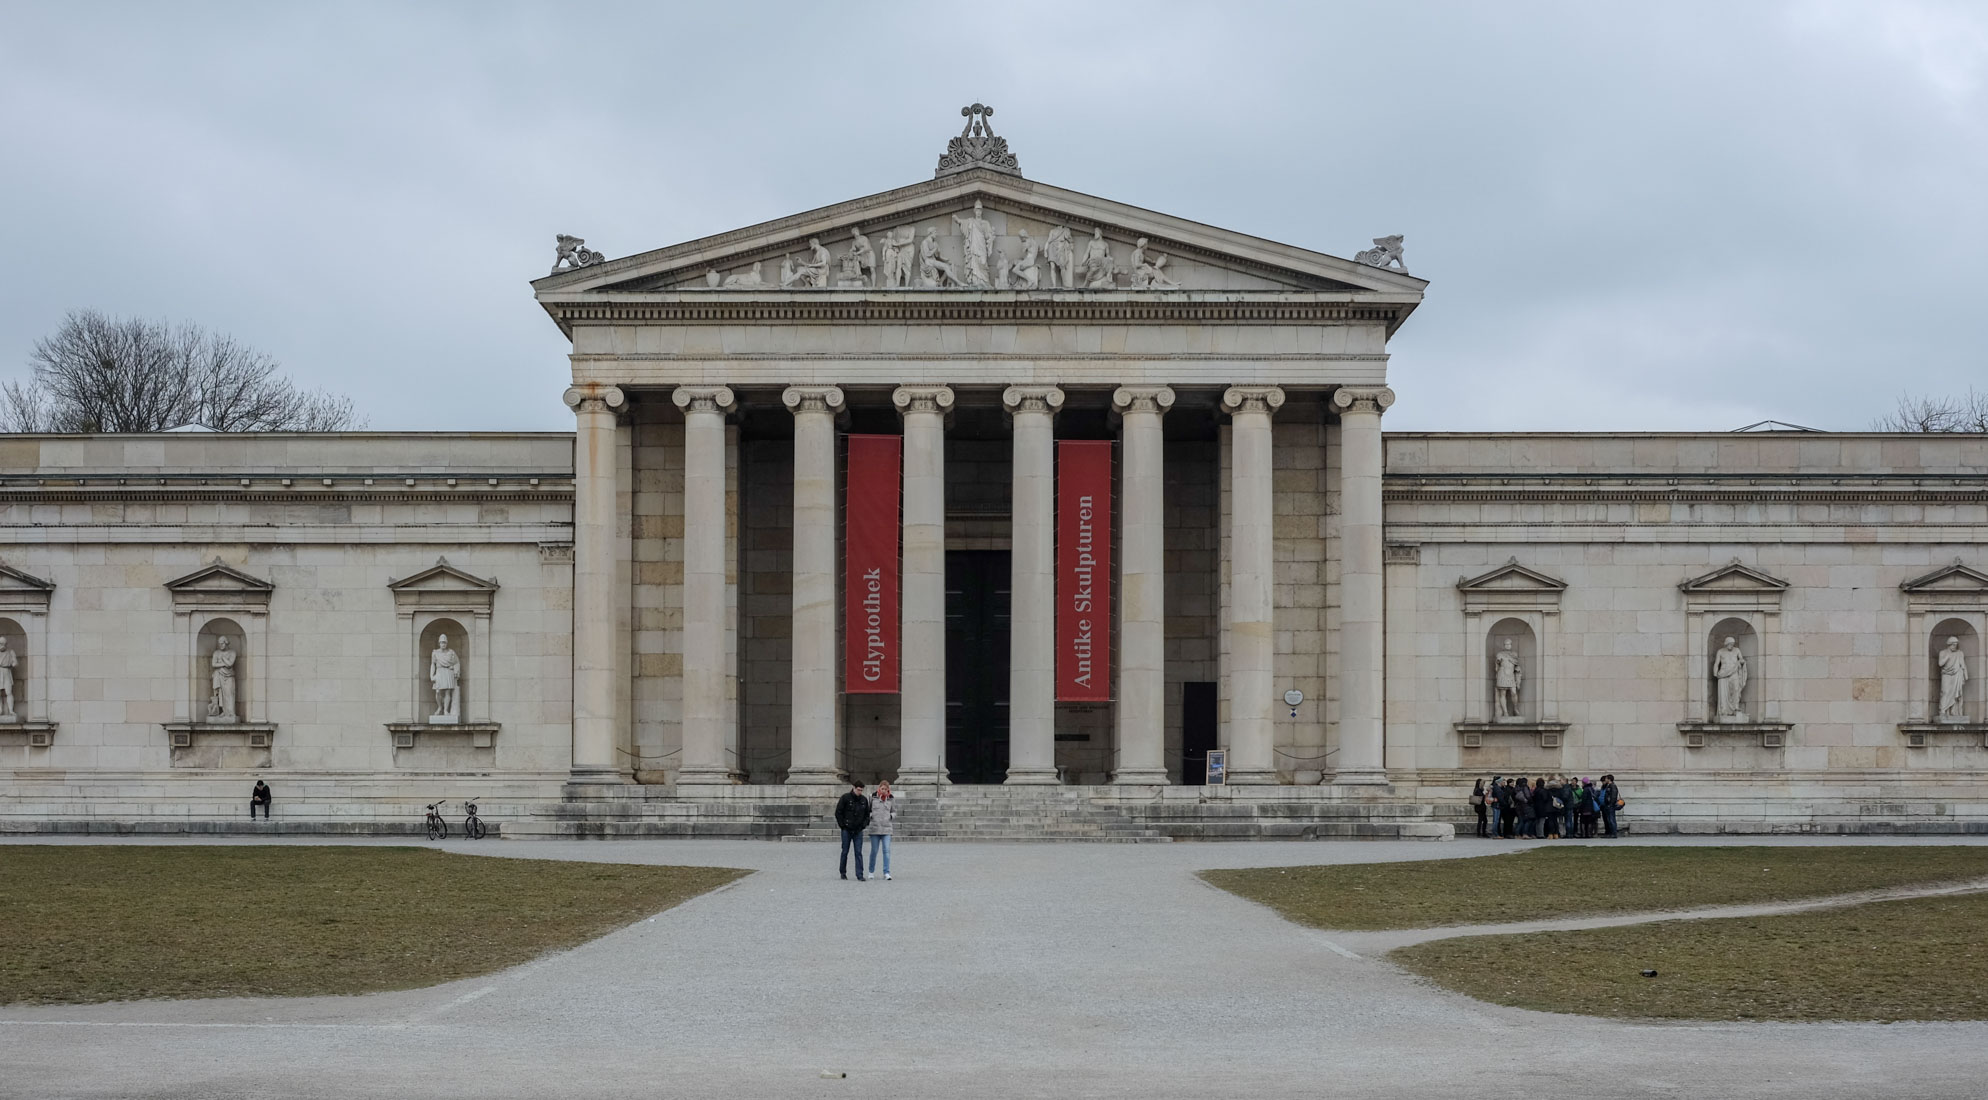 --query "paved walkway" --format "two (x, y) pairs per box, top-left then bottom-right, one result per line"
(5, 836), (1988, 1099)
